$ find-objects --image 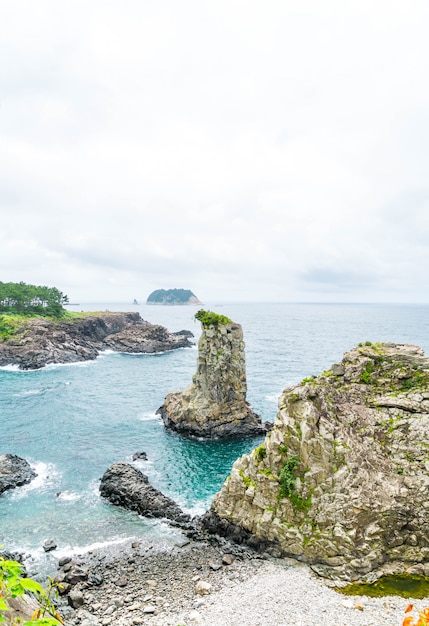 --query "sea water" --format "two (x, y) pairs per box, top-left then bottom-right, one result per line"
(1, 302), (428, 574)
